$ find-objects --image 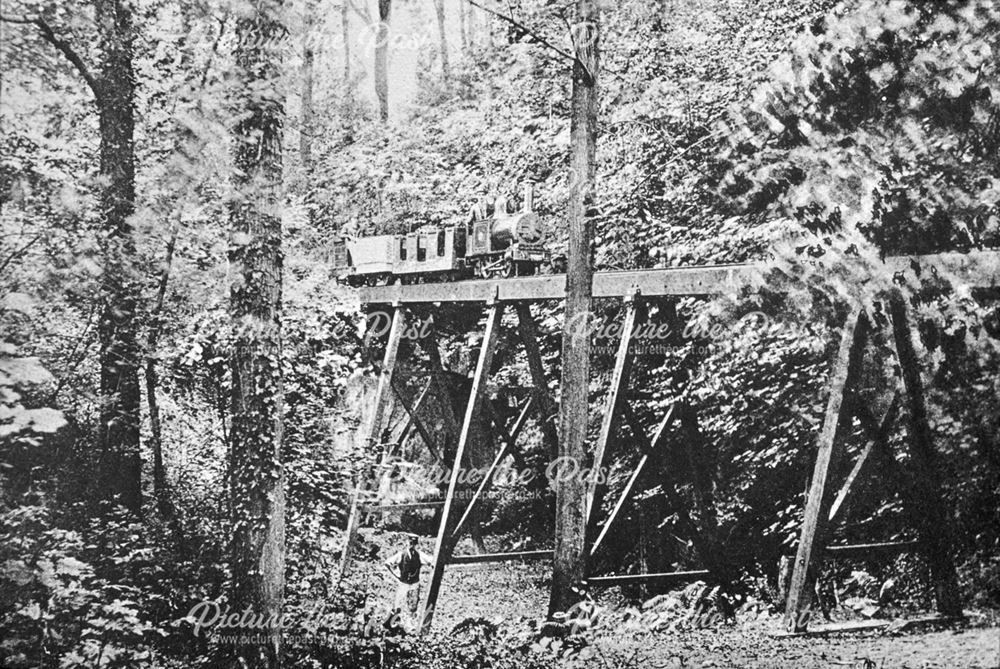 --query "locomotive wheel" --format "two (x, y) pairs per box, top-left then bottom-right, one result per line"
(500, 258), (515, 278)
